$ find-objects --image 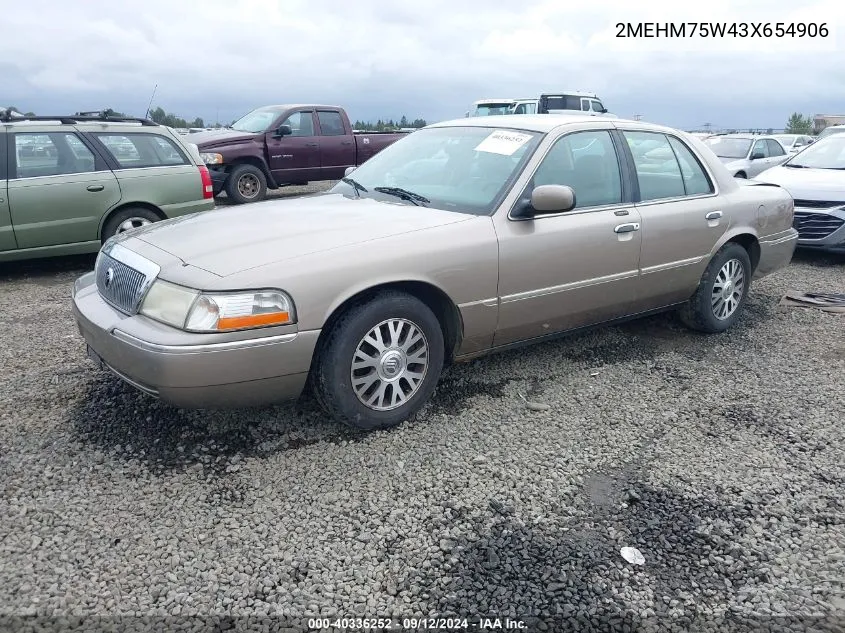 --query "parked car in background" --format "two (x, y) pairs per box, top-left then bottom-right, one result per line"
(702, 134), (790, 178)
(72, 114), (797, 430)
(538, 92), (616, 117)
(0, 113), (214, 262)
(508, 99), (539, 115)
(753, 134), (845, 253)
(466, 99), (515, 117)
(191, 105), (408, 204)
(817, 125), (845, 140)
(772, 134), (815, 154)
